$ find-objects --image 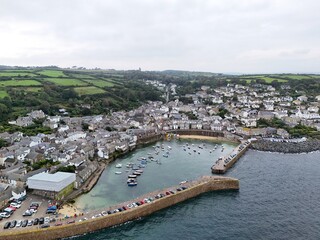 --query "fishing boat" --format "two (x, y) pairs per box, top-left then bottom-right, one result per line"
(127, 181), (137, 186)
(115, 164), (122, 168)
(128, 174), (137, 178)
(133, 171), (141, 176)
(132, 165), (140, 170)
(136, 169), (144, 173)
(127, 178), (136, 183)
